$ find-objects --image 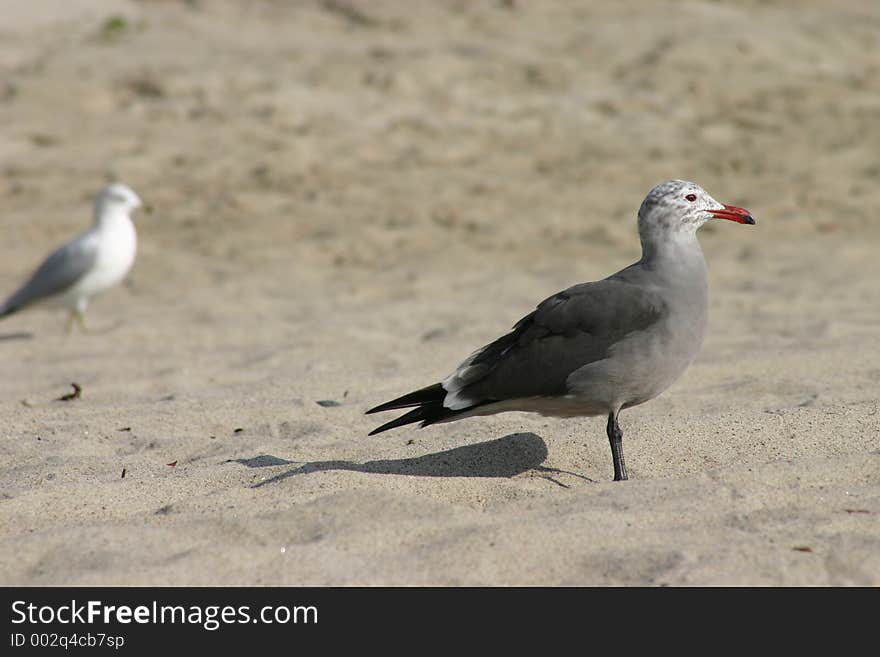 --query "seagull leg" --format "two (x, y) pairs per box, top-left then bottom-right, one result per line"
(65, 309), (87, 334)
(606, 411), (628, 482)
(70, 299), (89, 333)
